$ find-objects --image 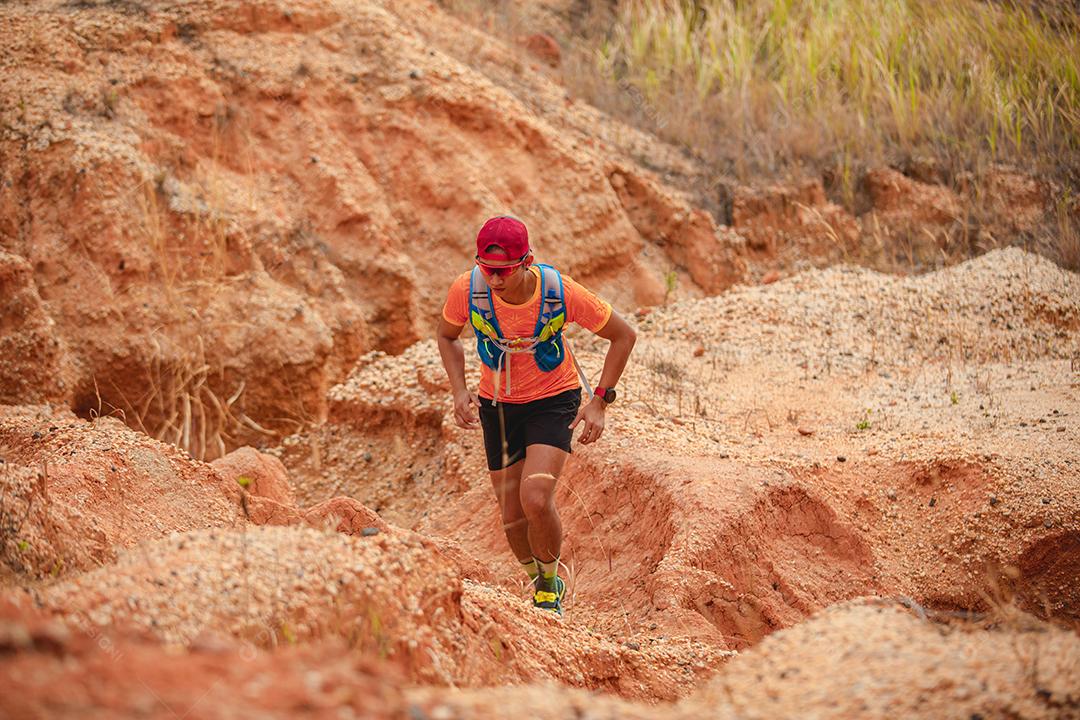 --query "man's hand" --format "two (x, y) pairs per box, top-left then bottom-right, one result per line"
(569, 396), (606, 444)
(453, 388), (481, 429)
(437, 318), (479, 430)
